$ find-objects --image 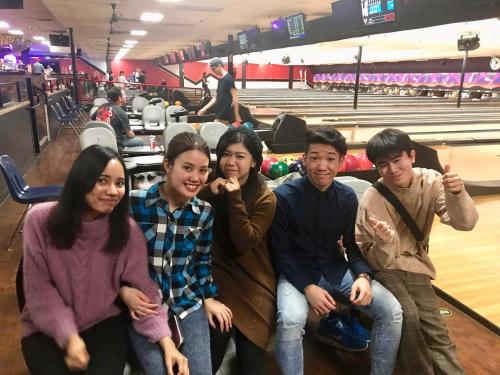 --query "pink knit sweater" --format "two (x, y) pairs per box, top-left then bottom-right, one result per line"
(21, 202), (170, 349)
